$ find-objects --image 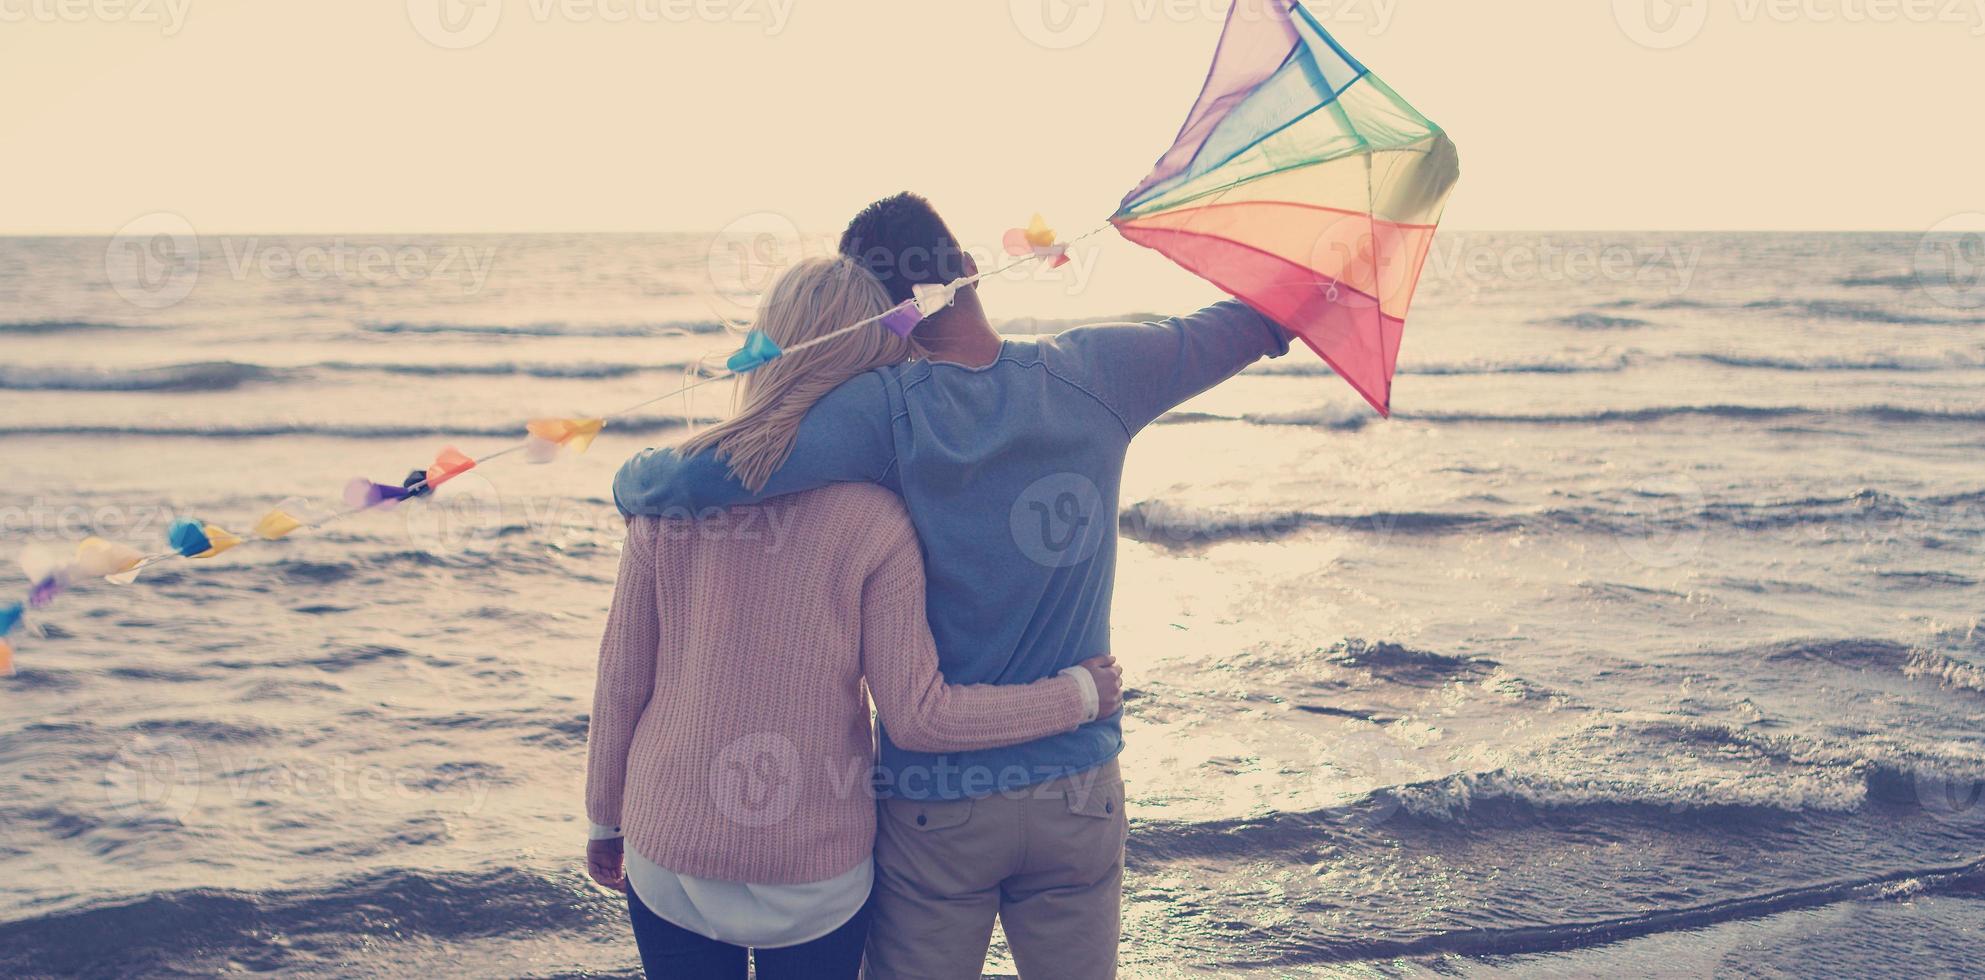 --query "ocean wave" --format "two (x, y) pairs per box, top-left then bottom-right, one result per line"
(1244, 404), (1985, 427)
(1531, 312), (1653, 330)
(361, 320), (724, 338)
(1600, 297), (1717, 311)
(0, 867), (615, 977)
(1599, 295), (1985, 326)
(1384, 756), (1870, 821)
(1131, 776), (1985, 965)
(1, 358), (722, 391)
(1137, 715), (1985, 837)
(1690, 351), (1985, 372)
(1598, 293), (1985, 325)
(1329, 639), (1497, 683)
(0, 319), (133, 335)
(1876, 569), (1979, 589)
(1210, 850), (1985, 965)
(1749, 638), (1985, 698)
(0, 361), (282, 392)
(1251, 353), (1639, 377)
(1837, 274), (1919, 289)
(1119, 485), (1985, 546)
(1237, 404), (1374, 430)
(1119, 499), (1493, 544)
(0, 414), (706, 440)
(1251, 350), (1984, 379)
(315, 359), (691, 380)
(1903, 647), (1985, 694)
(1742, 299), (1984, 326)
